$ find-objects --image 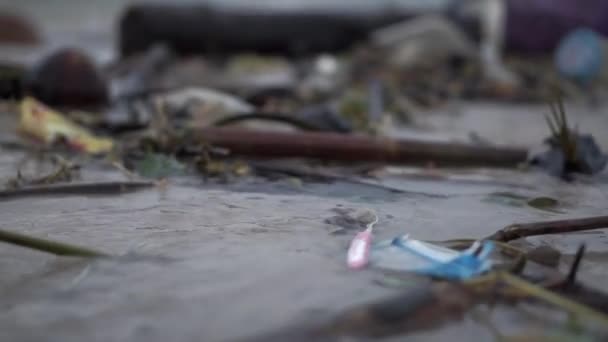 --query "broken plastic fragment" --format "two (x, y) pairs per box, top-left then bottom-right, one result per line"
(371, 236), (494, 280)
(19, 97), (113, 154)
